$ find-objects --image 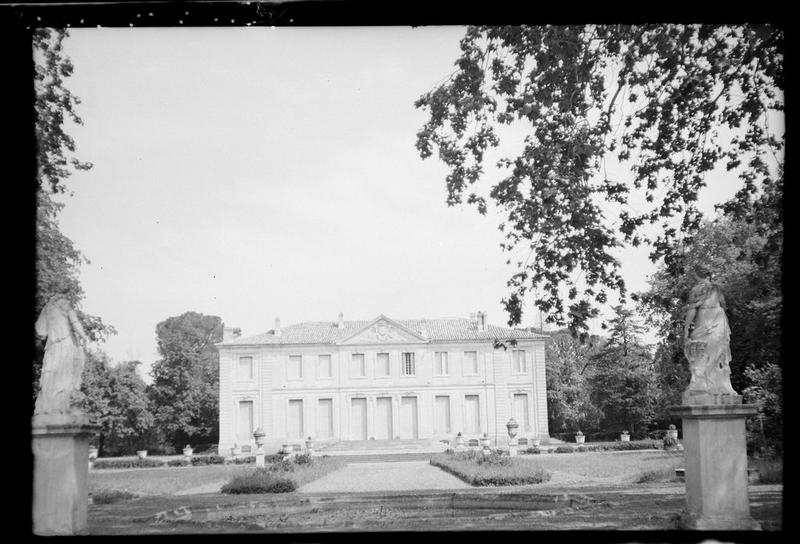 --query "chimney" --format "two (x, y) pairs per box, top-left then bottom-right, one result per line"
(274, 317), (281, 337)
(469, 312), (477, 327)
(478, 311), (487, 332)
(222, 327), (241, 342)
(338, 312), (344, 328)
